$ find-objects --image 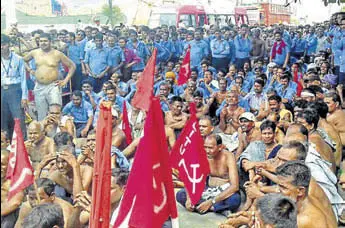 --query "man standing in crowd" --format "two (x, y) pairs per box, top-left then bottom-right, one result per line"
(1, 34), (28, 138)
(23, 33), (76, 121)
